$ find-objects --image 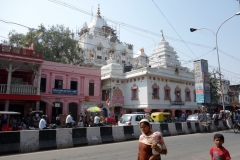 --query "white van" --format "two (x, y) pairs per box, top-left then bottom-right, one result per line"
(118, 114), (158, 126)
